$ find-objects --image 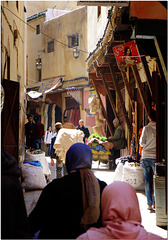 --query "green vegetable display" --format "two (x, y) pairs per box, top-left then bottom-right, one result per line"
(88, 133), (107, 142)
